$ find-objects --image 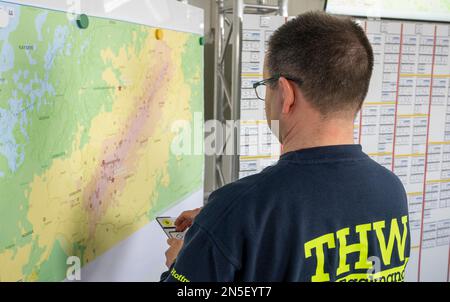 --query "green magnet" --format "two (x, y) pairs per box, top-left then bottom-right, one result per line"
(199, 36), (205, 46)
(77, 14), (89, 29)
